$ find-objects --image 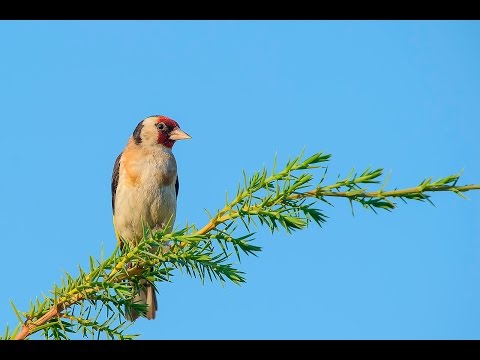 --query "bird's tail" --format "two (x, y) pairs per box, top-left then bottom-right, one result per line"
(126, 279), (157, 321)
